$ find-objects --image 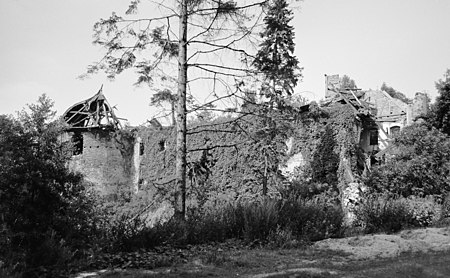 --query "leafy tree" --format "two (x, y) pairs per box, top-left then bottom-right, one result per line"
(0, 95), (92, 270)
(429, 69), (450, 136)
(340, 75), (357, 90)
(380, 82), (411, 103)
(86, 0), (276, 218)
(366, 123), (450, 198)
